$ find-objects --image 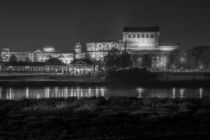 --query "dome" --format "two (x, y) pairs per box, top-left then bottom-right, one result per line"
(43, 45), (55, 52)
(156, 45), (179, 51)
